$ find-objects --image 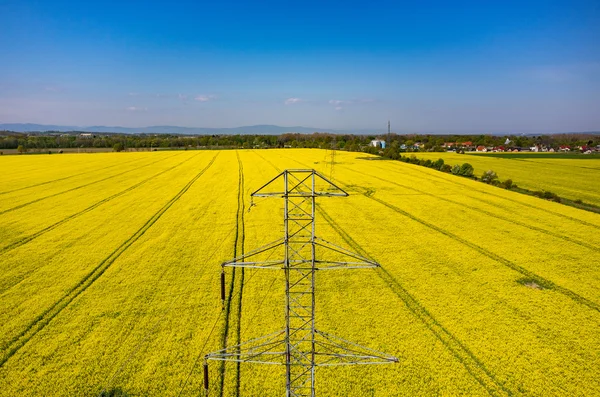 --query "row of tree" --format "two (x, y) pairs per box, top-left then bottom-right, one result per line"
(0, 131), (598, 151)
(390, 153), (578, 205)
